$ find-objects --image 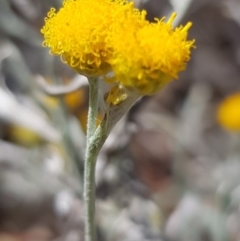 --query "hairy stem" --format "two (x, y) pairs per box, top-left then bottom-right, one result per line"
(84, 143), (98, 241)
(86, 79), (99, 142)
(83, 79), (139, 241)
(84, 78), (99, 241)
